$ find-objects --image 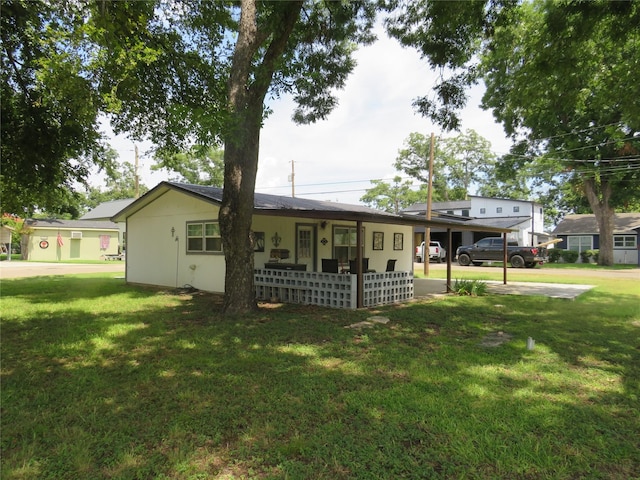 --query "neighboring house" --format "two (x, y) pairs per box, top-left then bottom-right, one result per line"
(553, 213), (640, 265)
(403, 196), (548, 256)
(1, 225), (14, 257)
(112, 182), (510, 308)
(22, 219), (120, 262)
(81, 198), (135, 253)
